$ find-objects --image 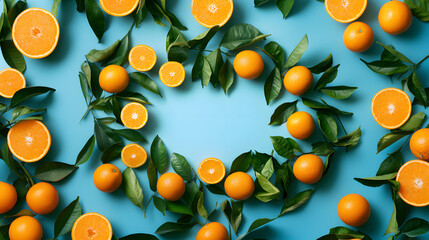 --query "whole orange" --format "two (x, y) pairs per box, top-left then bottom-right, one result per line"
(286, 111), (315, 139)
(99, 65), (129, 93)
(157, 172), (186, 201)
(283, 66), (313, 95)
(410, 128), (429, 161)
(224, 171), (255, 201)
(343, 22), (374, 52)
(26, 182), (59, 215)
(196, 222), (229, 240)
(9, 216), (43, 240)
(293, 154), (324, 184)
(93, 163), (123, 193)
(233, 50), (264, 80)
(337, 194), (371, 227)
(378, 0), (412, 35)
(0, 181), (17, 214)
